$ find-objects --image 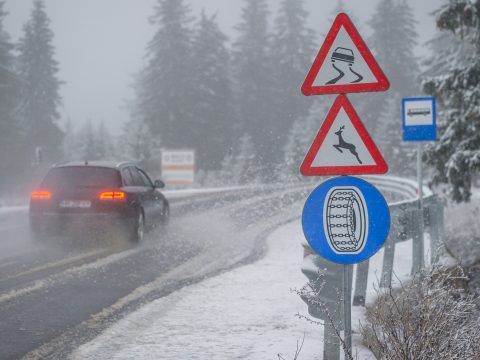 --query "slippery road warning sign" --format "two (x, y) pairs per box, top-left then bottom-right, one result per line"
(302, 13), (389, 95)
(300, 95), (388, 176)
(302, 176), (390, 264)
